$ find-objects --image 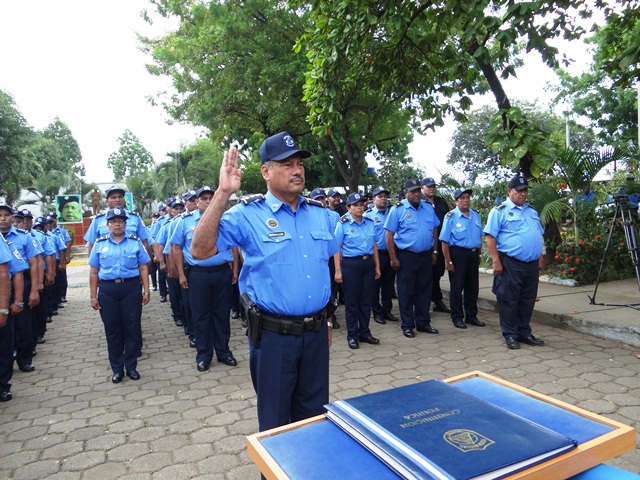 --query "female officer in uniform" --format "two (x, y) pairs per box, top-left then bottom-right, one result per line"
(333, 192), (380, 349)
(88, 208), (151, 383)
